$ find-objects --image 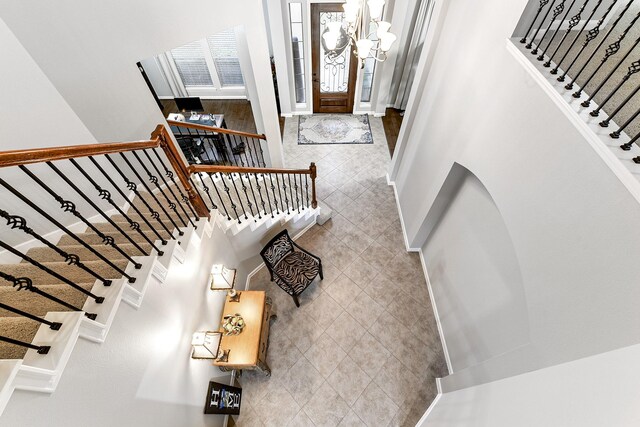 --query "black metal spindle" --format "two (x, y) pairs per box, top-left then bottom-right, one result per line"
(105, 154), (177, 240)
(231, 173), (250, 220)
(254, 173), (267, 217)
(268, 174), (280, 215)
(275, 174), (286, 214)
(118, 153), (183, 236)
(589, 60), (640, 116)
(152, 149), (198, 219)
(557, 0), (614, 82)
(261, 174), (275, 217)
(521, 0), (552, 46)
(196, 172), (217, 208)
(43, 162), (144, 268)
(90, 156), (167, 248)
(131, 151), (188, 229)
(612, 104), (640, 139)
(288, 174), (297, 213)
(246, 174), (261, 220)
(0, 272), (97, 320)
(545, 0), (589, 70)
(219, 173), (241, 221)
(293, 174), (301, 213)
(534, 0), (570, 58)
(256, 139), (266, 167)
(237, 135), (251, 167)
(0, 209), (111, 286)
(68, 158), (160, 255)
(0, 302), (62, 330)
(620, 128), (640, 149)
(0, 177), (131, 280)
(142, 150), (195, 228)
(599, 84), (640, 127)
(305, 174), (310, 209)
(282, 174), (290, 214)
(0, 336), (50, 355)
(0, 241), (105, 303)
(204, 173), (226, 216)
(565, 0), (634, 89)
(575, 24), (640, 101)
